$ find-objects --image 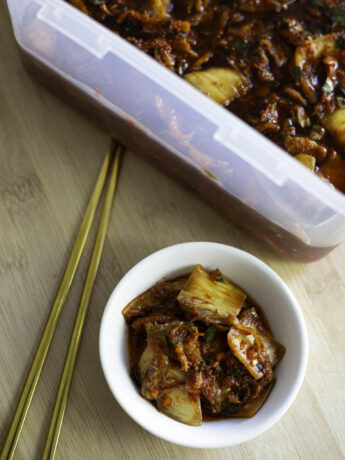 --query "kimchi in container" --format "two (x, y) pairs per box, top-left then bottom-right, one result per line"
(6, 0), (345, 261)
